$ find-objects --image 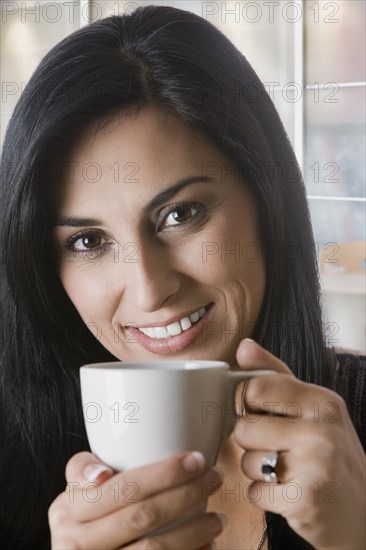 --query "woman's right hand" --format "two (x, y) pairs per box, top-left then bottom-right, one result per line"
(48, 450), (226, 549)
